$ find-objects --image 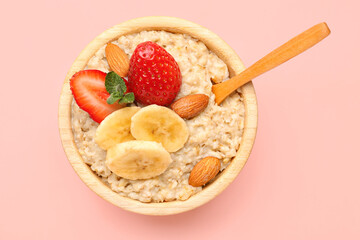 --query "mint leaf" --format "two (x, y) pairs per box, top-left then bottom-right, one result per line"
(119, 92), (135, 104)
(105, 72), (127, 94)
(107, 92), (121, 104)
(119, 78), (127, 93)
(105, 71), (135, 105)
